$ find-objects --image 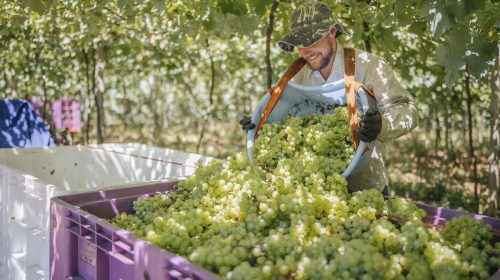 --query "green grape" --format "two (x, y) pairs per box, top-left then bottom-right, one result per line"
(349, 189), (385, 216)
(460, 246), (491, 279)
(369, 218), (404, 253)
(329, 239), (389, 279)
(110, 107), (497, 280)
(400, 222), (430, 252)
(400, 252), (432, 280)
(424, 241), (468, 280)
(442, 216), (493, 250)
(385, 197), (426, 221)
